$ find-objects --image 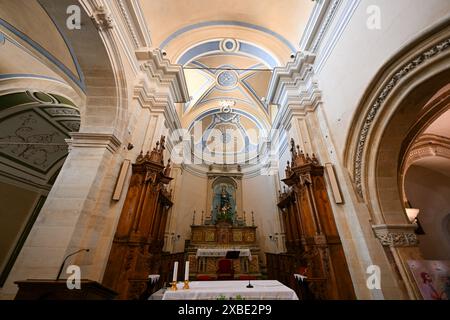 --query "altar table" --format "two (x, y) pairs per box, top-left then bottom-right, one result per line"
(195, 248), (252, 260)
(162, 280), (298, 300)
